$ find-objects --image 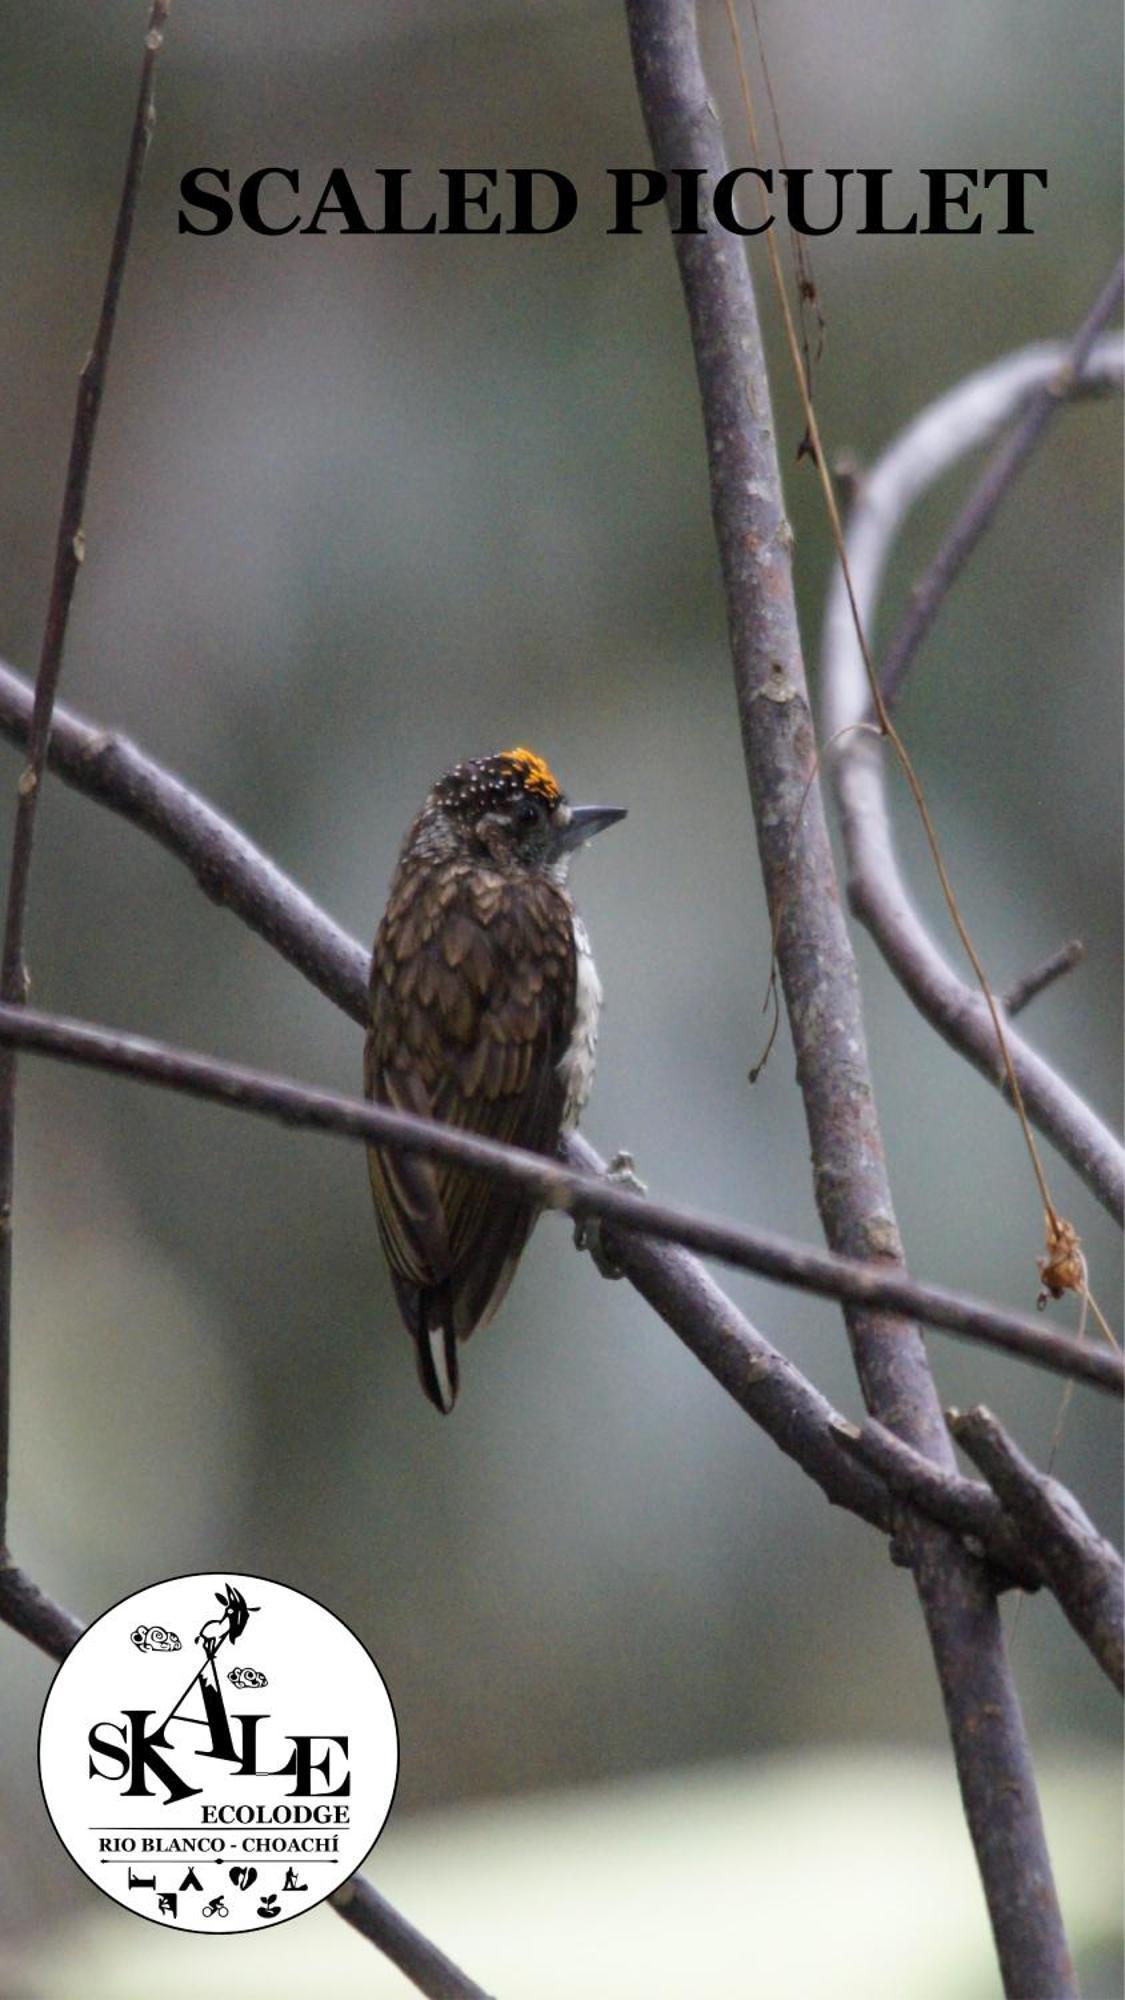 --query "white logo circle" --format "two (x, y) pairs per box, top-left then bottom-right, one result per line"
(39, 1573), (398, 1934)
